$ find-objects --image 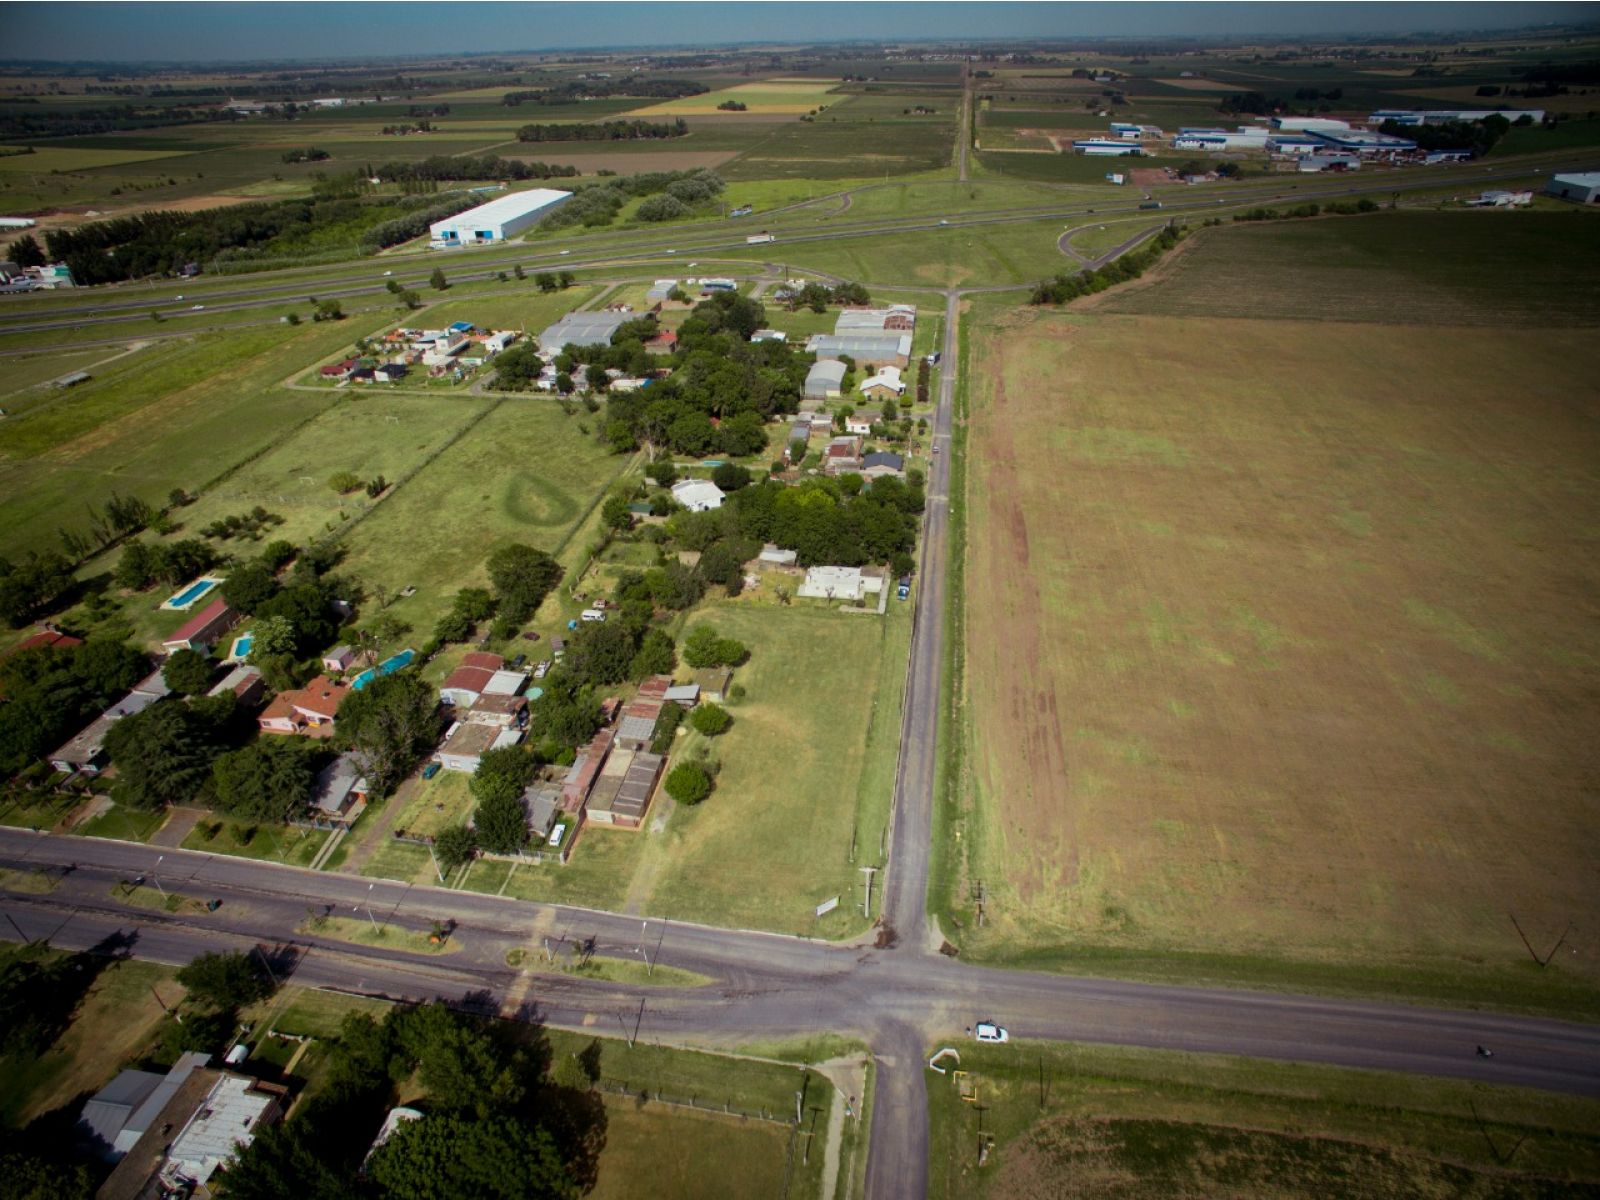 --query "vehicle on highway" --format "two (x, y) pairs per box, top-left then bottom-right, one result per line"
(975, 1022), (1008, 1044)
(383, 270), (393, 276)
(932, 444), (940, 454)
(191, 304), (204, 310)
(206, 899), (222, 912)
(938, 219), (950, 226)
(559, 250), (571, 255)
